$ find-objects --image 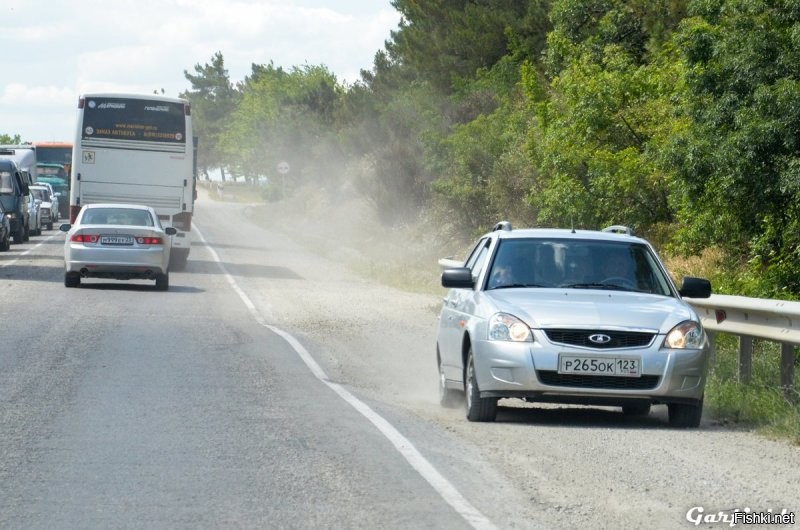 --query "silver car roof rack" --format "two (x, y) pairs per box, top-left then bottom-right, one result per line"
(602, 225), (633, 235)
